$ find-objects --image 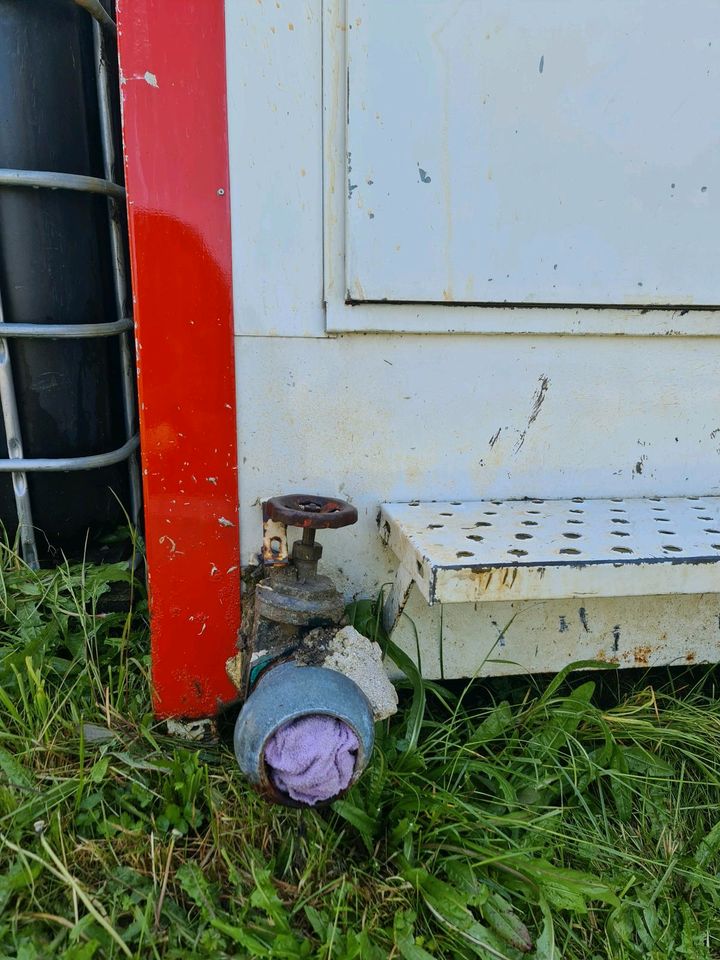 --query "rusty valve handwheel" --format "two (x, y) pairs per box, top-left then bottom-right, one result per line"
(264, 494), (357, 530)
